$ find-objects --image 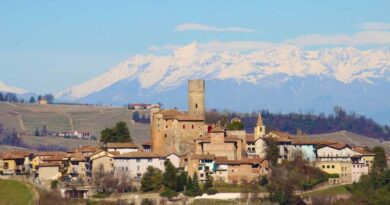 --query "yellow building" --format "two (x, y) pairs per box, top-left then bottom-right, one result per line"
(90, 150), (118, 174)
(0, 151), (32, 175)
(316, 161), (352, 184)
